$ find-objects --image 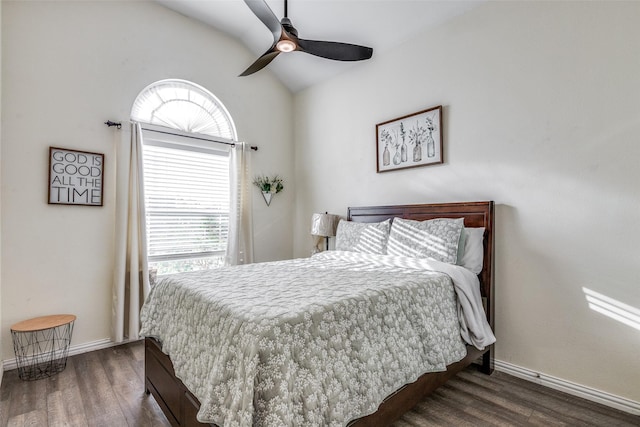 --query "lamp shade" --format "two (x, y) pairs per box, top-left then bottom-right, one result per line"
(310, 213), (339, 237)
